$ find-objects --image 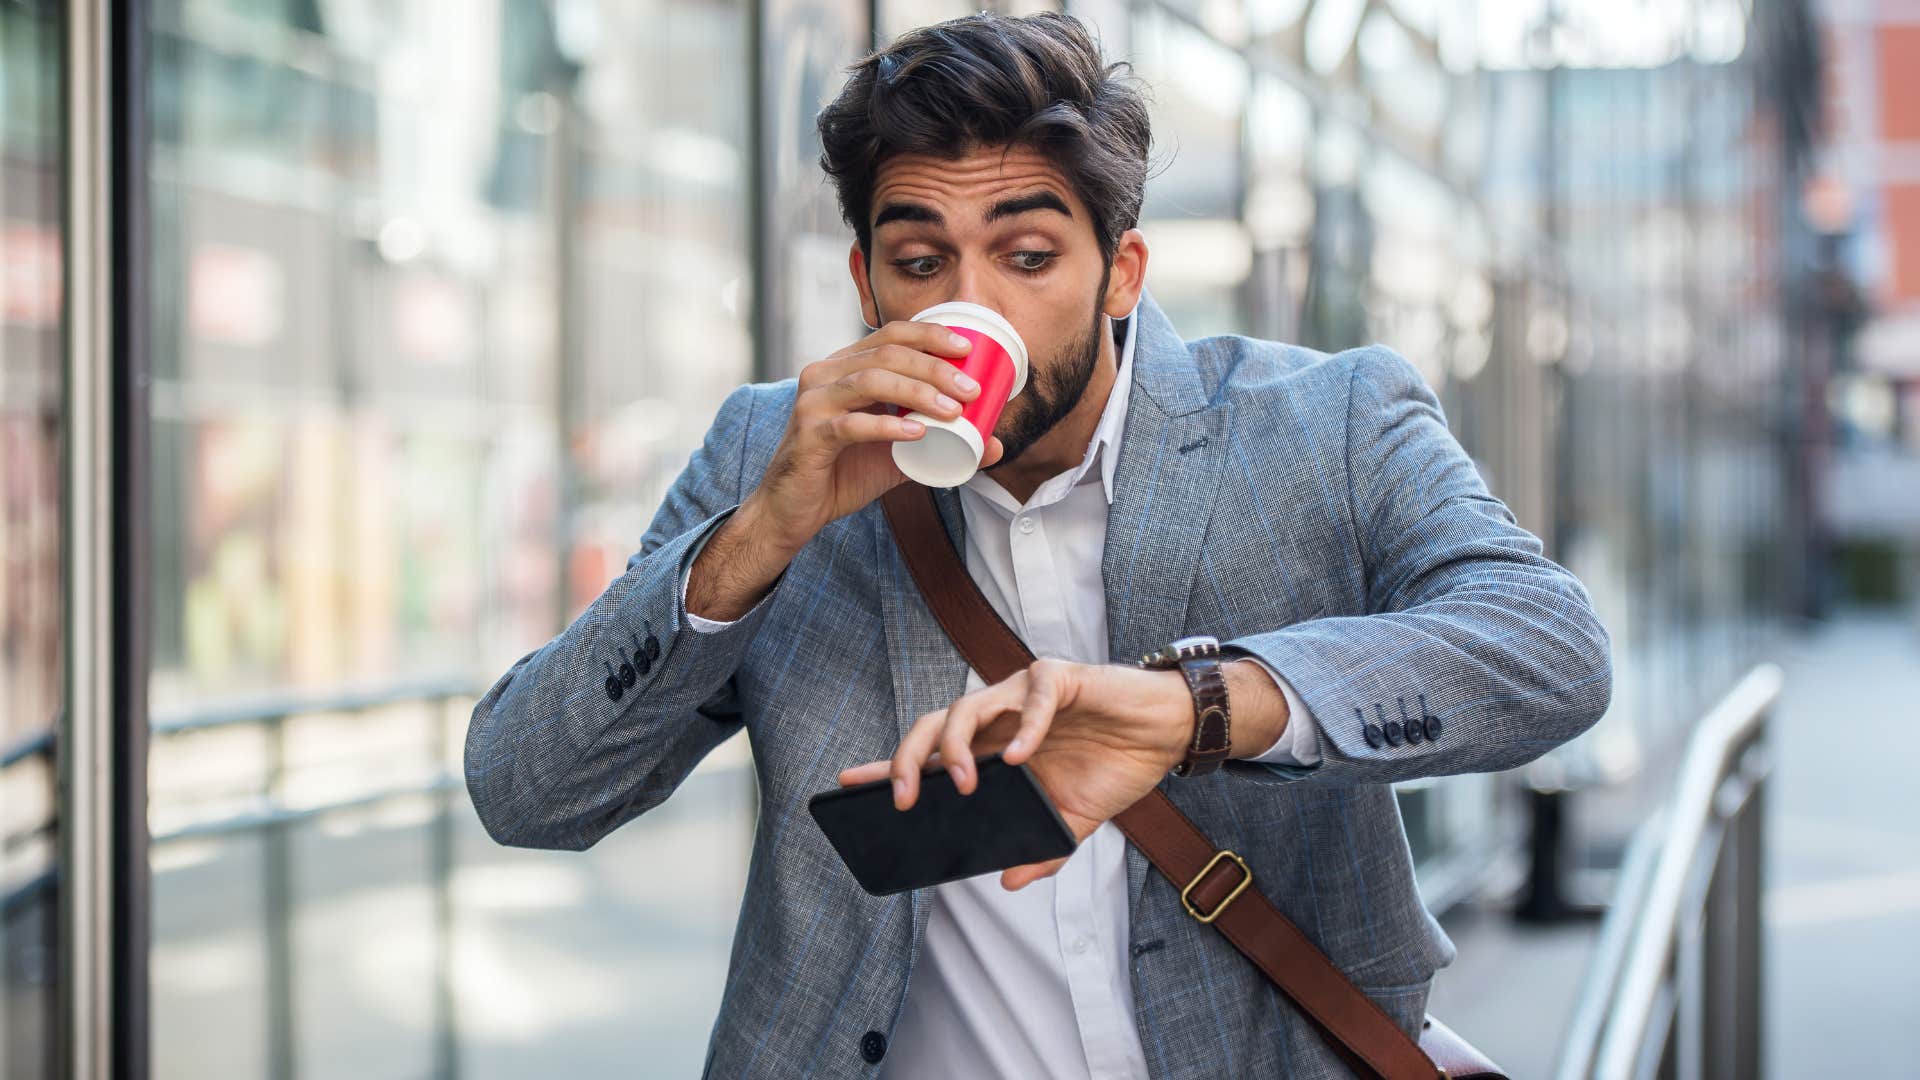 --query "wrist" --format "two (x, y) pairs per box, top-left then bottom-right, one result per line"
(1151, 668), (1196, 772)
(734, 490), (809, 559)
(1223, 658), (1289, 758)
(687, 497), (796, 621)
